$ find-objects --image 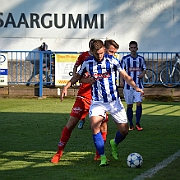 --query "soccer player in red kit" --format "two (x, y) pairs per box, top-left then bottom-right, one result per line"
(73, 41), (94, 129)
(51, 39), (108, 163)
